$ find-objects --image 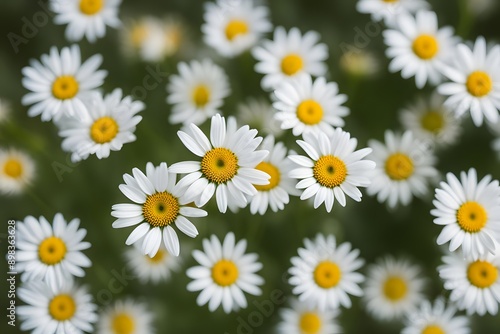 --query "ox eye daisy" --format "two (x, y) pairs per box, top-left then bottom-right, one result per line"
(237, 98), (283, 137)
(97, 299), (154, 334)
(277, 299), (342, 334)
(356, 0), (429, 26)
(0, 148), (35, 195)
(125, 243), (181, 284)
